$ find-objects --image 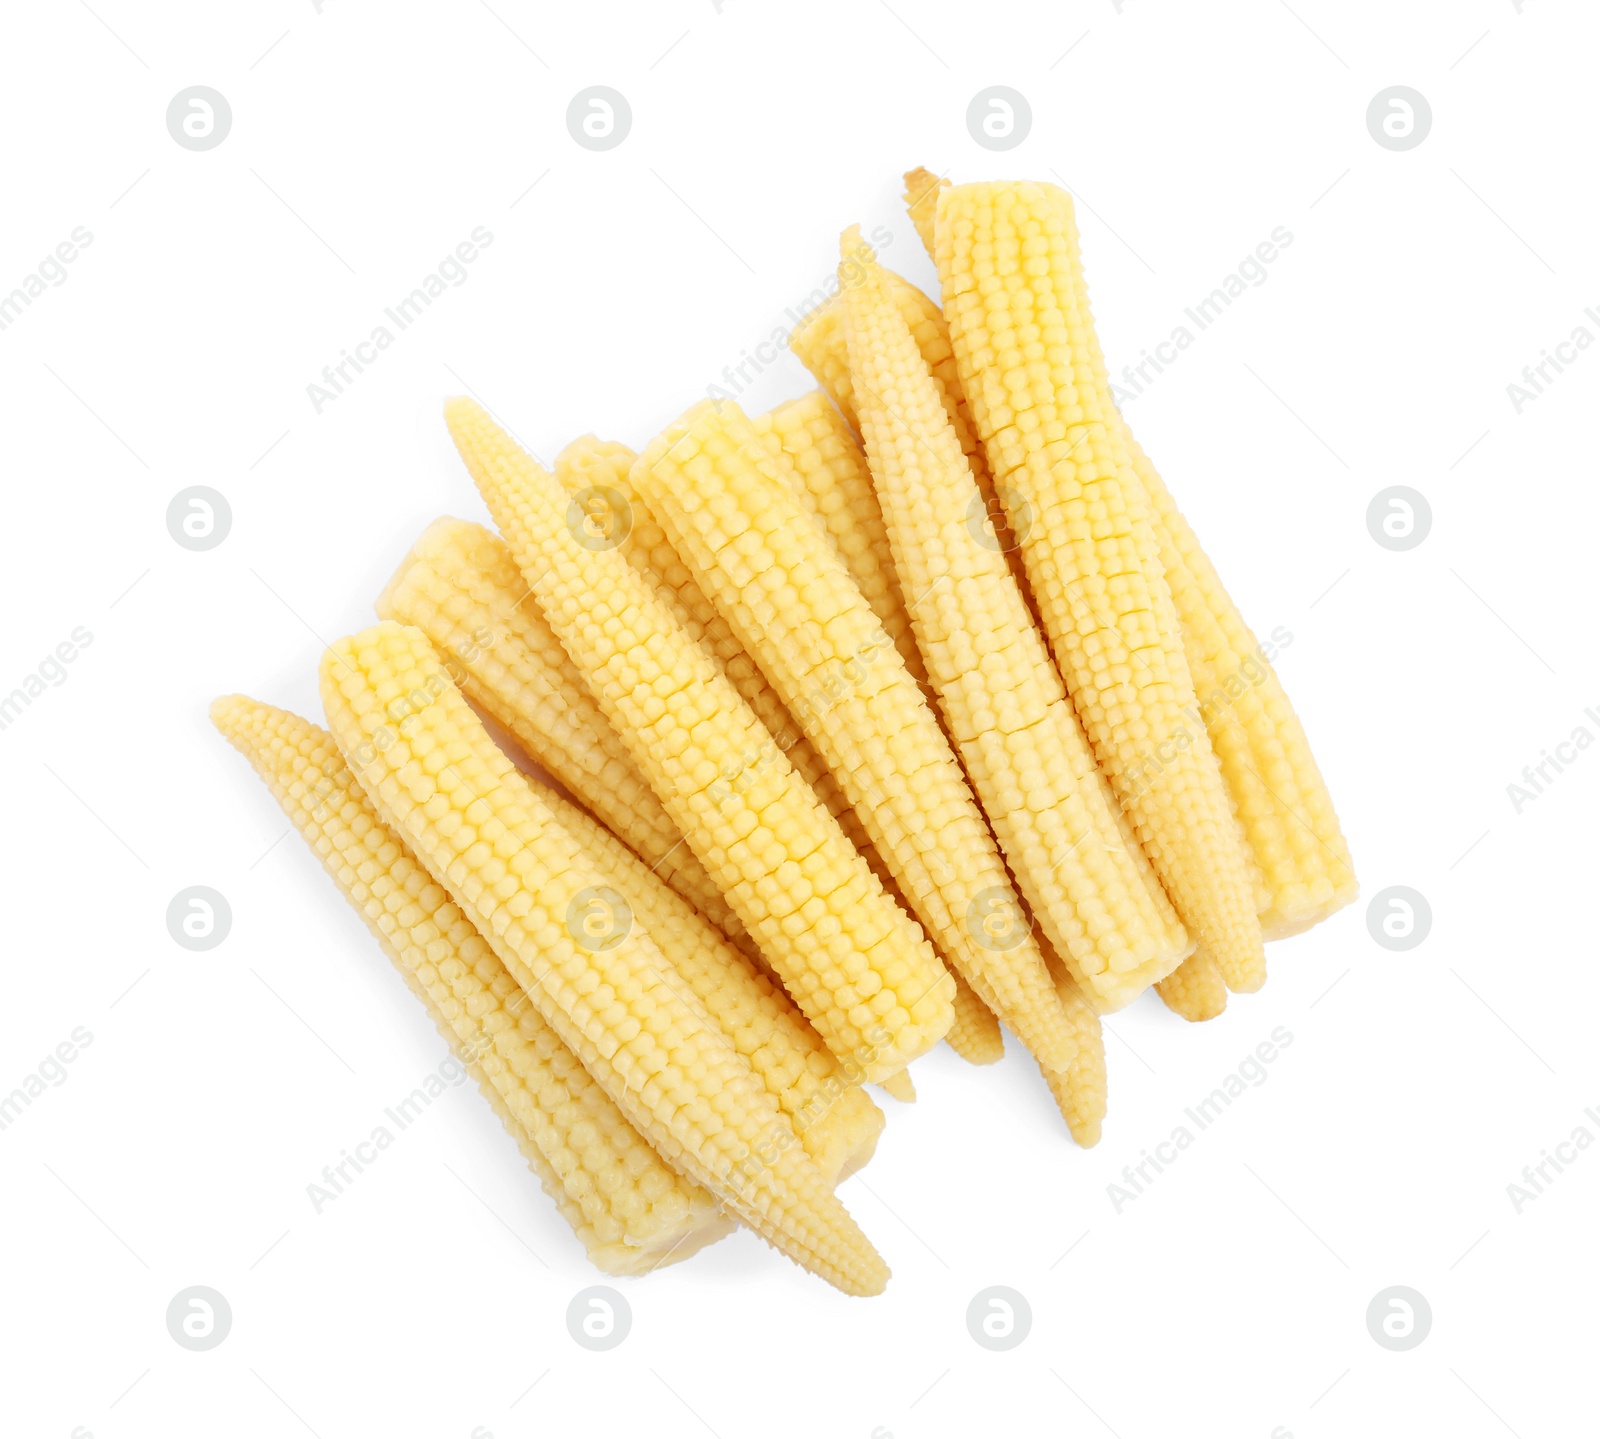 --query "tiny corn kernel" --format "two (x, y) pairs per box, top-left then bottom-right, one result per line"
(210, 695), (732, 1274)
